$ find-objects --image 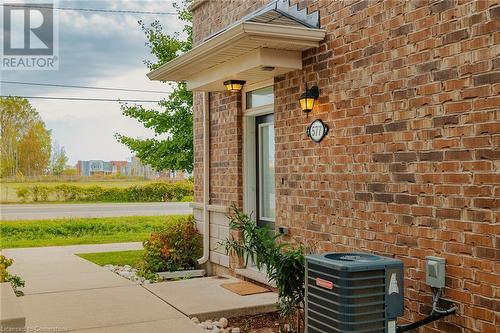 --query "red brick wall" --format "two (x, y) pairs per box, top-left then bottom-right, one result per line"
(192, 90), (245, 205)
(191, 0), (499, 332)
(275, 1), (499, 332)
(191, 0), (270, 45)
(191, 0), (271, 203)
(209, 92), (244, 206)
